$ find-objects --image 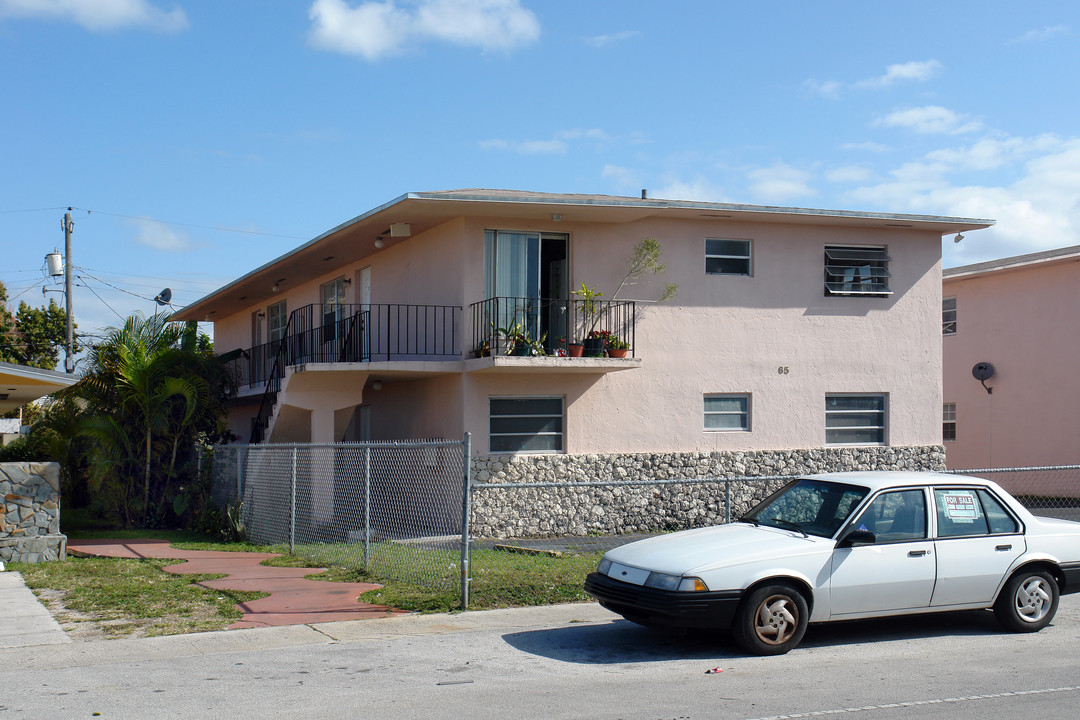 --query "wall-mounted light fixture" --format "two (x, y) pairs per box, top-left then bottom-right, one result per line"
(371, 380), (383, 391)
(374, 239), (385, 249)
(272, 283), (280, 293)
(343, 278), (352, 285)
(257, 311), (266, 318)
(954, 233), (964, 243)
